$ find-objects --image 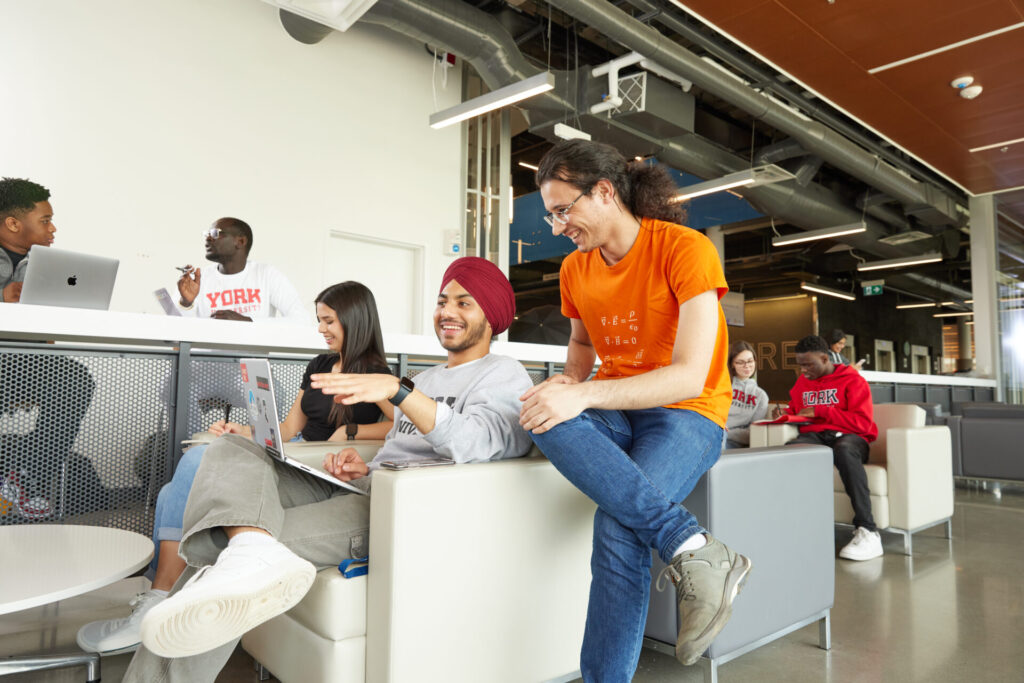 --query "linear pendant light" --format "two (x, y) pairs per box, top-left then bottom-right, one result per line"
(895, 302), (937, 309)
(800, 282), (856, 301)
(772, 221), (867, 247)
(933, 311), (974, 318)
(856, 252), (942, 272)
(672, 164), (795, 203)
(429, 72), (555, 129)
